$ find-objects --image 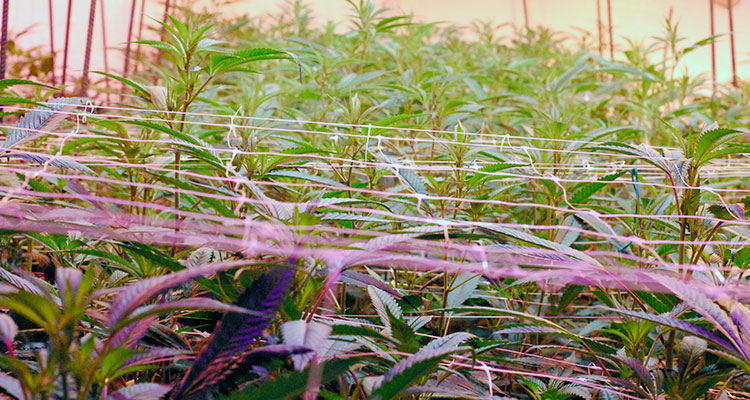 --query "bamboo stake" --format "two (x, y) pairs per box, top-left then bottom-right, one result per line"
(100, 0), (111, 104)
(0, 0), (7, 114)
(157, 0), (171, 71)
(62, 0), (72, 87)
(522, 0), (529, 29)
(134, 0), (146, 73)
(709, 0), (717, 96)
(81, 0), (97, 96)
(607, 0), (614, 60)
(0, 0), (8, 81)
(727, 0), (738, 87)
(160, 0), (171, 42)
(122, 0), (137, 97)
(48, 0), (56, 85)
(596, 0), (603, 56)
